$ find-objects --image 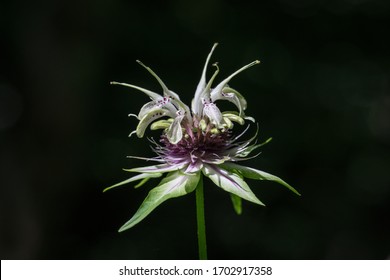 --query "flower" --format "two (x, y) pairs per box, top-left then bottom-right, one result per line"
(106, 43), (300, 232)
